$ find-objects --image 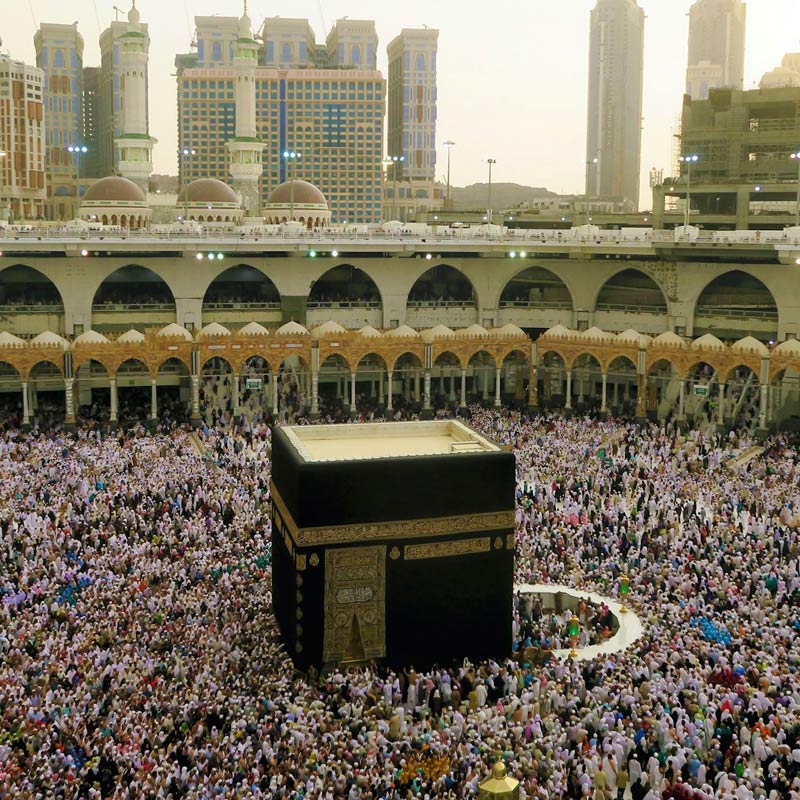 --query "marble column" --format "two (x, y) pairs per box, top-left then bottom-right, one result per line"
(22, 379), (29, 425)
(565, 369), (572, 410)
(386, 371), (393, 411)
(150, 378), (157, 420)
(109, 378), (118, 423)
